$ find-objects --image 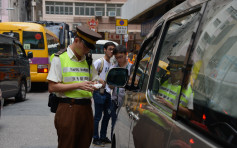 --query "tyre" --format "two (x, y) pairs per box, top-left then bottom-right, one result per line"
(15, 81), (27, 102)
